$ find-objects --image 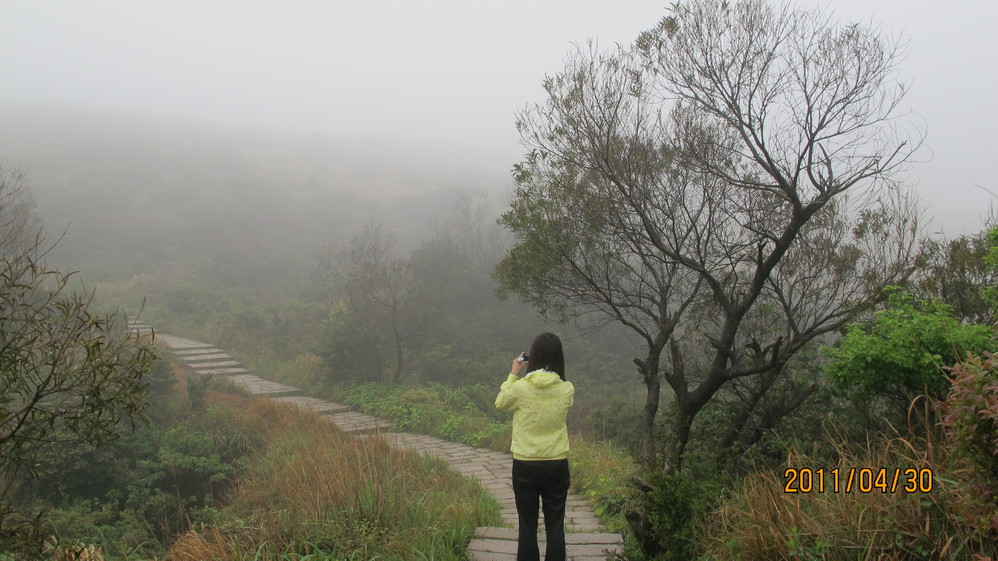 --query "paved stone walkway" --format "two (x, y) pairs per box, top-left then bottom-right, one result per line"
(130, 322), (624, 560)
